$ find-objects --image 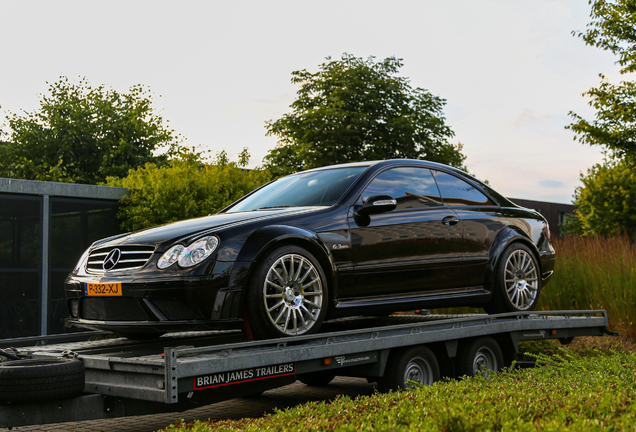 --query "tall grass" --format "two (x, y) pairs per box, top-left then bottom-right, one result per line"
(539, 235), (636, 339)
